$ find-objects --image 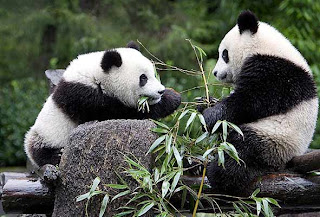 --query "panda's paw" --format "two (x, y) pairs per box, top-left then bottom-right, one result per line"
(39, 164), (60, 185)
(202, 107), (217, 132)
(165, 88), (181, 103)
(196, 96), (218, 113)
